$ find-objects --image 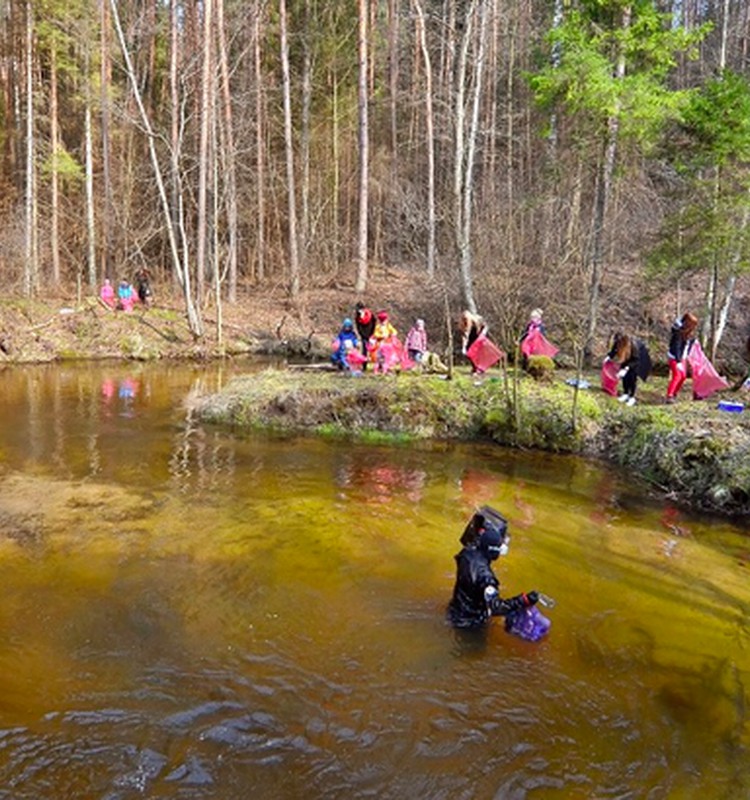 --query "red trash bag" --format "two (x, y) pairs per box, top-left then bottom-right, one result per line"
(466, 335), (504, 373)
(521, 328), (559, 359)
(601, 359), (619, 396)
(688, 341), (729, 400)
